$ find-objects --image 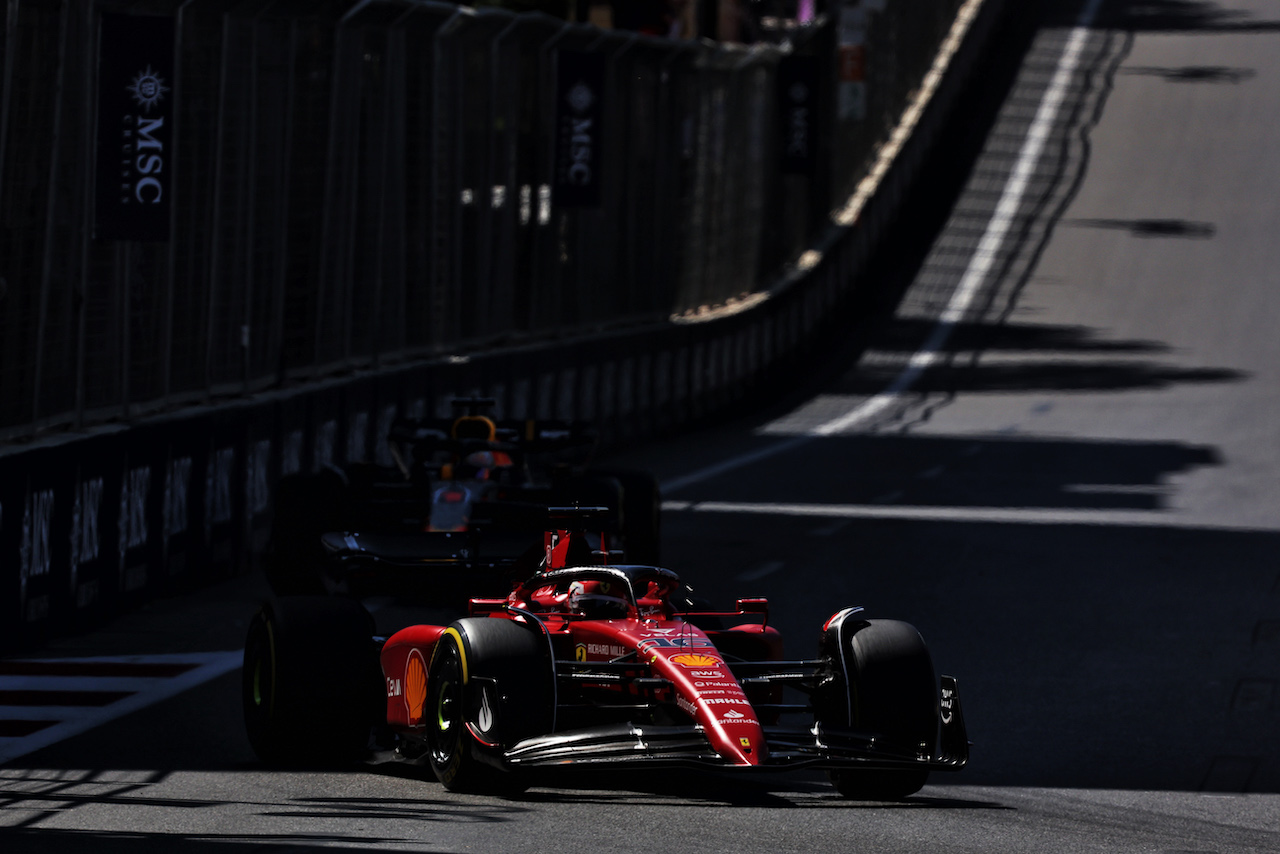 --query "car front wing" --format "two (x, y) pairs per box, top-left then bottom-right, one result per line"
(502, 675), (968, 772)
